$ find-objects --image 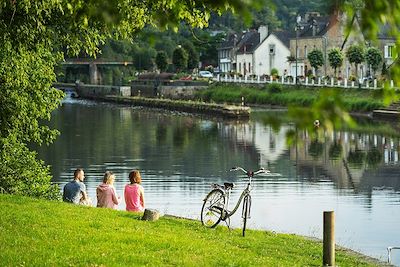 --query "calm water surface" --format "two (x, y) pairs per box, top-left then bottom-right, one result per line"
(36, 98), (400, 264)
